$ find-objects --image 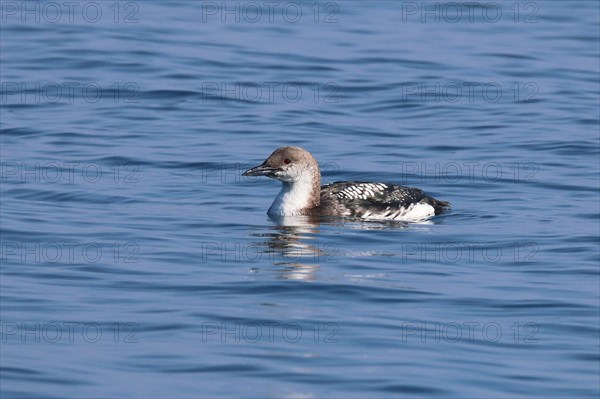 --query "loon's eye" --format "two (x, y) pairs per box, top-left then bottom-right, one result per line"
(283, 158), (291, 165)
